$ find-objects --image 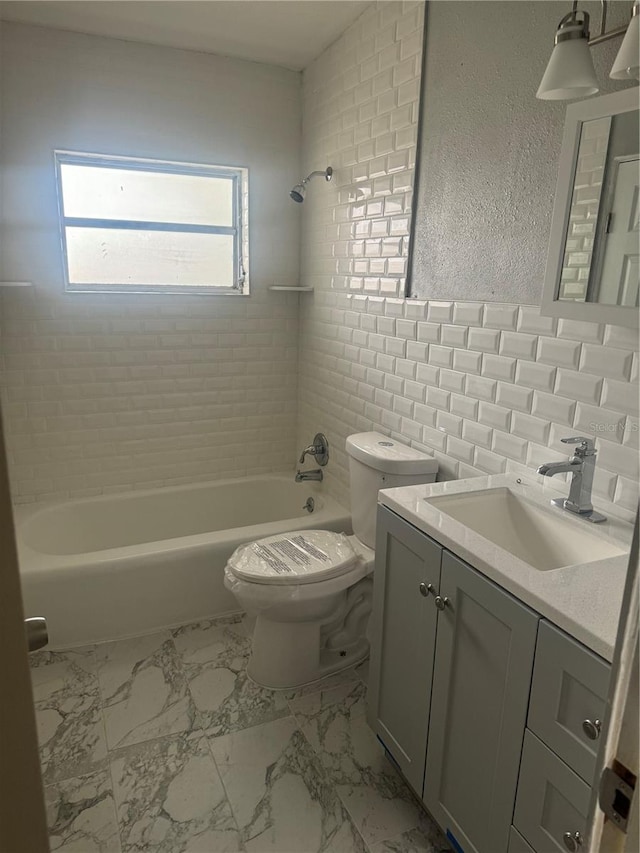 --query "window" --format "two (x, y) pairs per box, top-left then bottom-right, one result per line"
(54, 151), (249, 295)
